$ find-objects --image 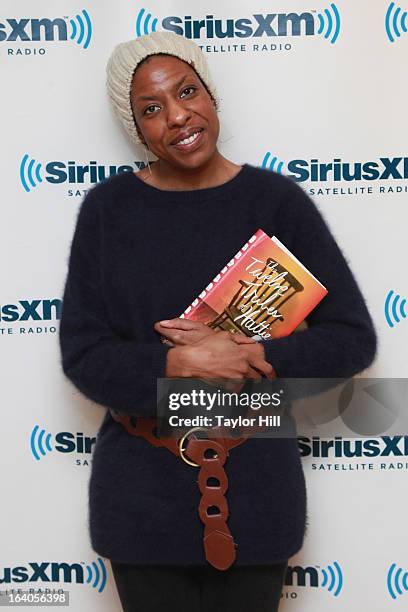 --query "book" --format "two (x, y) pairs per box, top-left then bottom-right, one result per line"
(179, 228), (327, 341)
